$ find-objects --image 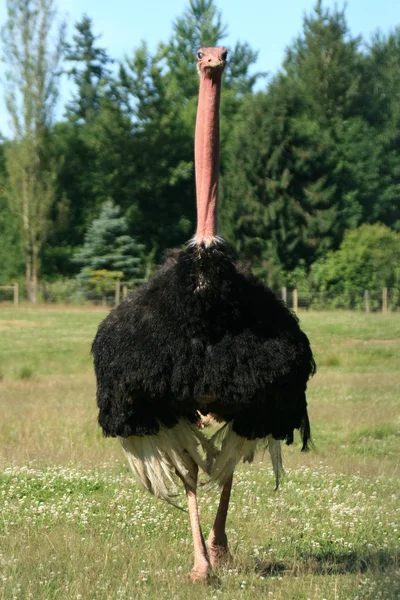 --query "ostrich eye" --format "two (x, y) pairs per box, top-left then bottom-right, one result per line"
(221, 51), (227, 60)
(197, 52), (204, 60)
